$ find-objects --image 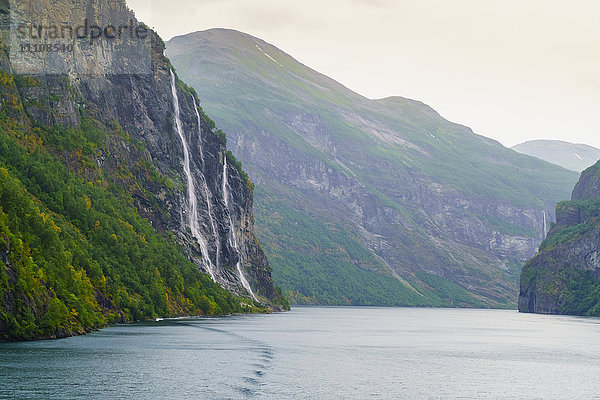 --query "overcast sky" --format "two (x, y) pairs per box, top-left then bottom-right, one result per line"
(128, 0), (600, 148)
